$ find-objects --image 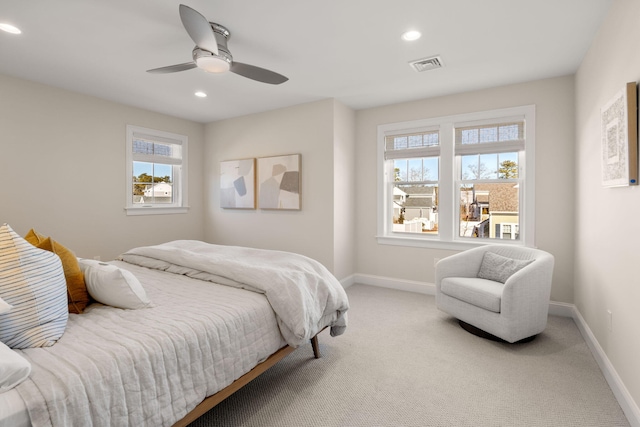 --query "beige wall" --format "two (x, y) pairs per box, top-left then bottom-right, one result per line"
(355, 76), (576, 303)
(332, 100), (357, 280)
(204, 99), (355, 274)
(0, 74), (205, 261)
(575, 0), (640, 415)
